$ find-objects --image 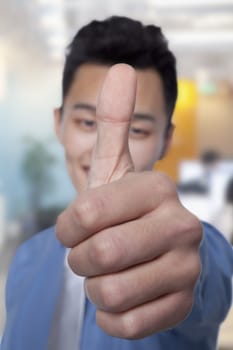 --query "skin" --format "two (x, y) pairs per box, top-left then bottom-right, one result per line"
(55, 63), (203, 339)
